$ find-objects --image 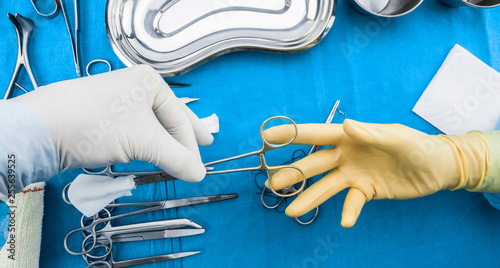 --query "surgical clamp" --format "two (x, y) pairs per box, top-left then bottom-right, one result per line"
(261, 100), (343, 225)
(4, 14), (38, 100)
